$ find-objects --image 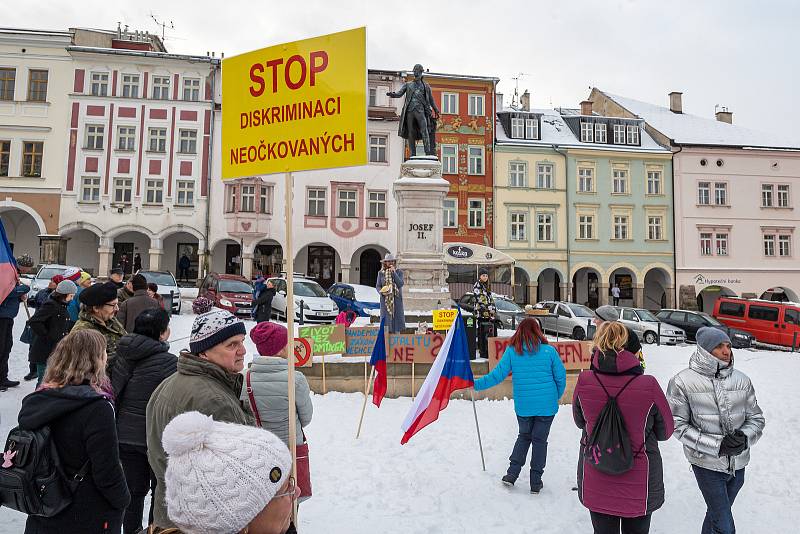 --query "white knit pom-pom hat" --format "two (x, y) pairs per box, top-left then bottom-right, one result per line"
(162, 411), (292, 534)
